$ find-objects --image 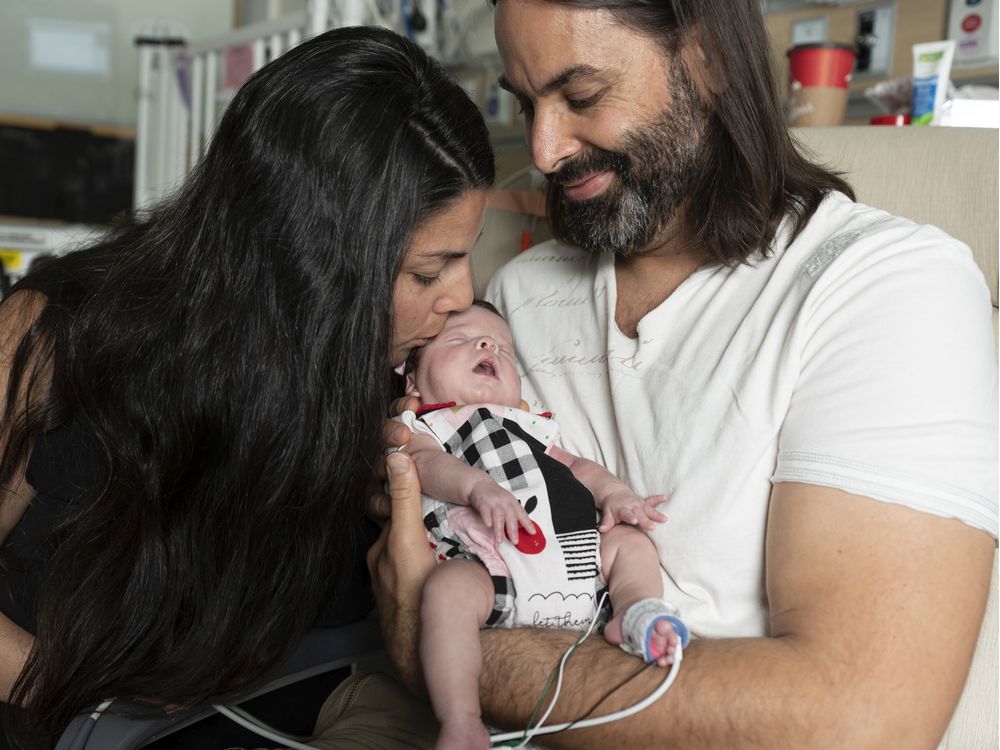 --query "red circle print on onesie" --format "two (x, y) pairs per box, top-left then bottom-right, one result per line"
(514, 525), (546, 554)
